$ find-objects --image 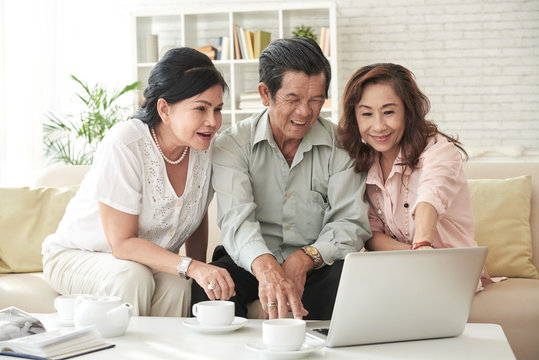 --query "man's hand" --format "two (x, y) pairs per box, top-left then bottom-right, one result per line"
(281, 250), (313, 300)
(252, 254), (308, 319)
